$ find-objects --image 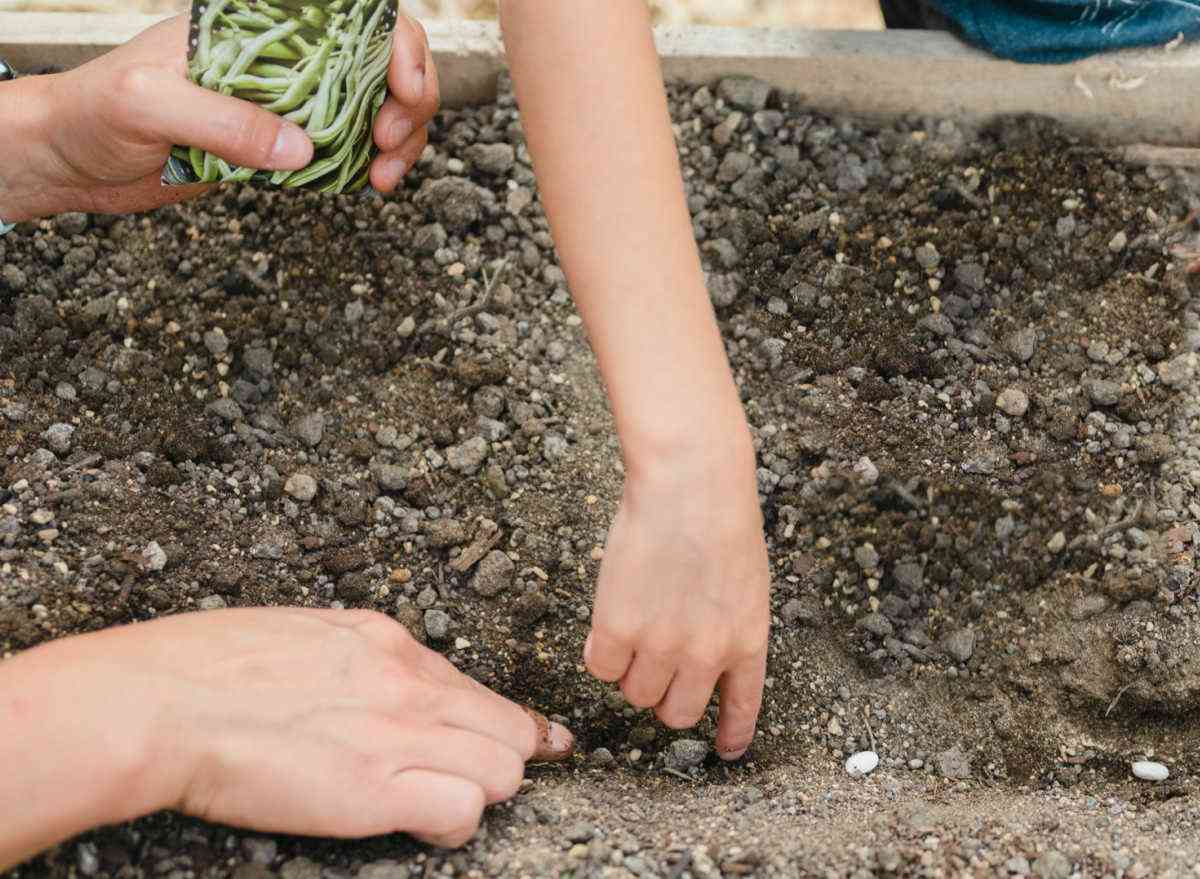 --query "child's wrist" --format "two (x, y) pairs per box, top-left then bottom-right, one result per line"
(622, 414), (756, 488)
